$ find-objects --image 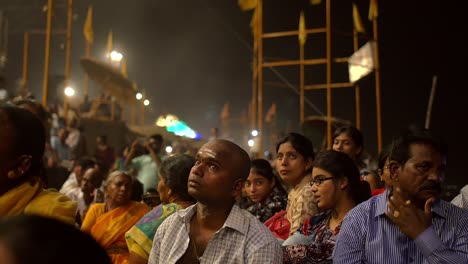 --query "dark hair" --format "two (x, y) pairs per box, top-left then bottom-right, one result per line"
(389, 129), (447, 166)
(377, 145), (391, 171)
(313, 150), (371, 204)
(0, 215), (111, 264)
(13, 99), (49, 124)
(159, 154), (196, 203)
(75, 157), (96, 172)
(0, 105), (45, 176)
(150, 134), (163, 145)
(276, 132), (315, 171)
(251, 158), (287, 193)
